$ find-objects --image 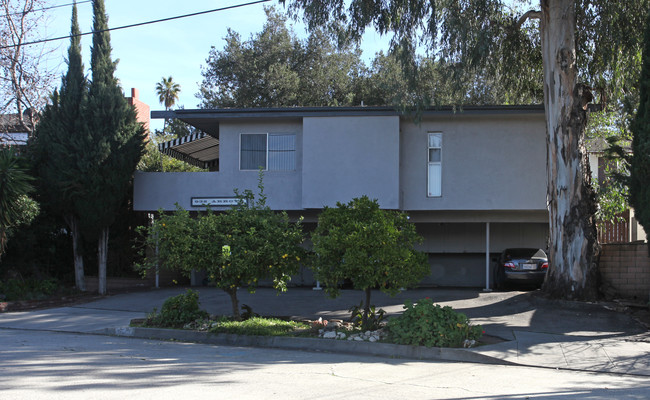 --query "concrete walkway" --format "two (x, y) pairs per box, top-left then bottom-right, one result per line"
(1, 287), (648, 376)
